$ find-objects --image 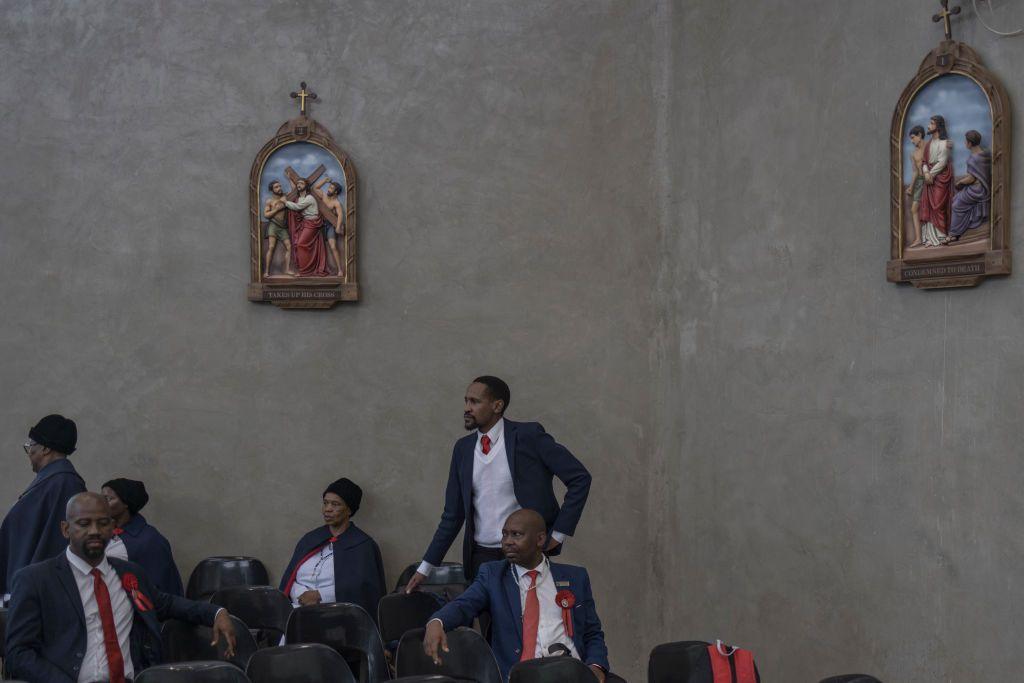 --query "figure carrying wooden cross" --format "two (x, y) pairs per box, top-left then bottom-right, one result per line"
(283, 165), (345, 277)
(933, 0), (962, 41)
